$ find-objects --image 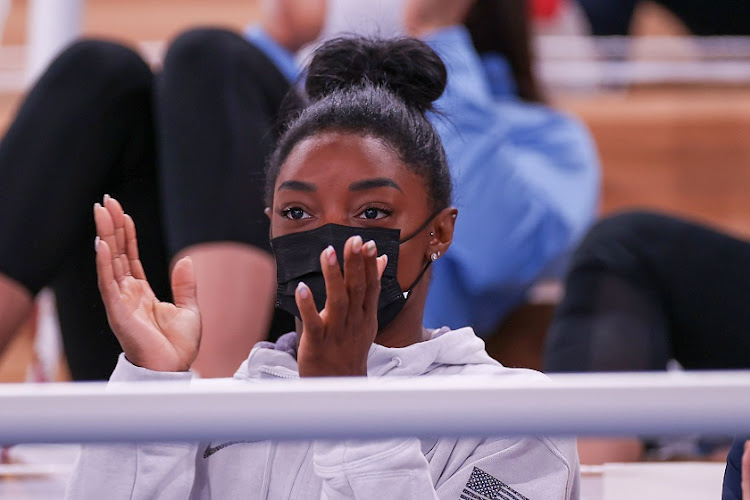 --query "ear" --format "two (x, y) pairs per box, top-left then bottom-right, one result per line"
(264, 207), (272, 220)
(427, 207), (458, 262)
